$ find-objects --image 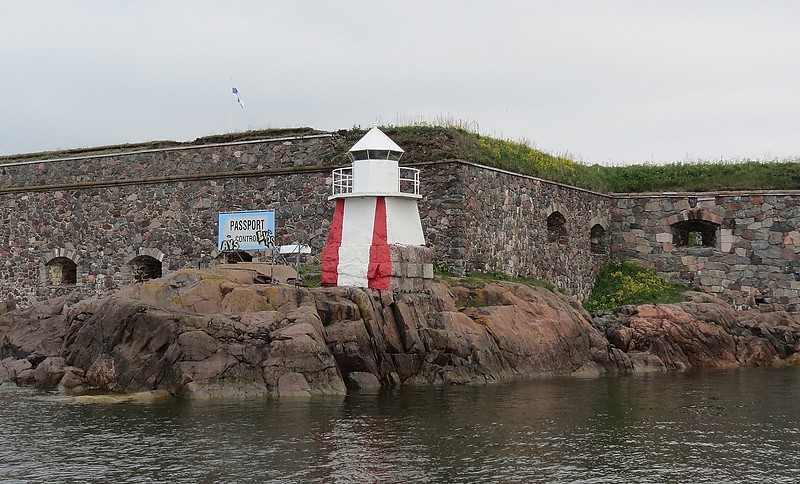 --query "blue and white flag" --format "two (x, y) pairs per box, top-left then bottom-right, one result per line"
(232, 86), (245, 108)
